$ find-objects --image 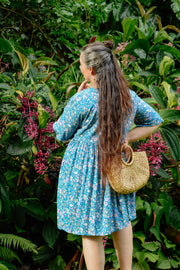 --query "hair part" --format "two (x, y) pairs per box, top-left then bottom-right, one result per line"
(82, 41), (132, 178)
